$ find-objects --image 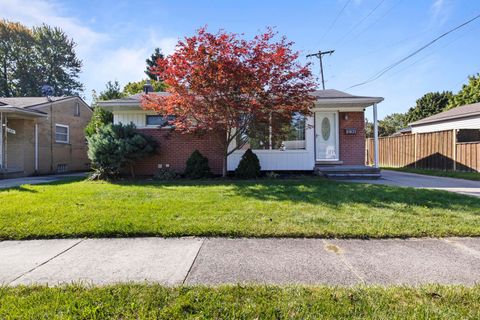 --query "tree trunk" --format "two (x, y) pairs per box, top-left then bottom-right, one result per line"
(222, 154), (227, 178)
(129, 163), (136, 179)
